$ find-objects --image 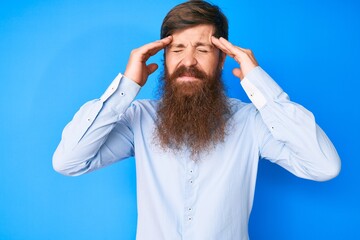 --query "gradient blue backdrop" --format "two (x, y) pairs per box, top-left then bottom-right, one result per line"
(1, 0), (359, 239)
